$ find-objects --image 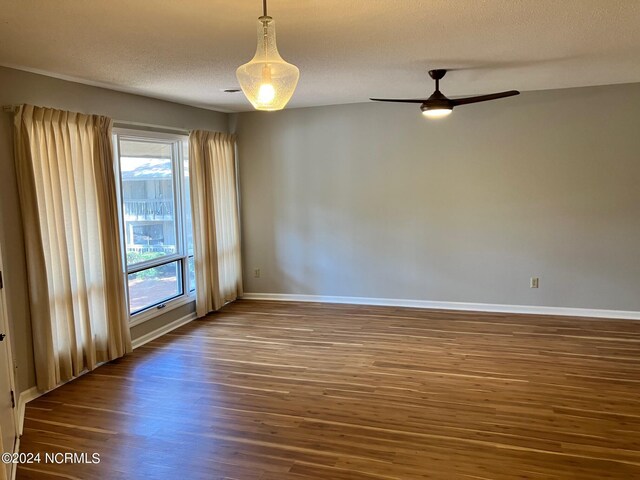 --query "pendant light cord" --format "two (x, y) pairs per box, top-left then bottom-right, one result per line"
(262, 0), (269, 60)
